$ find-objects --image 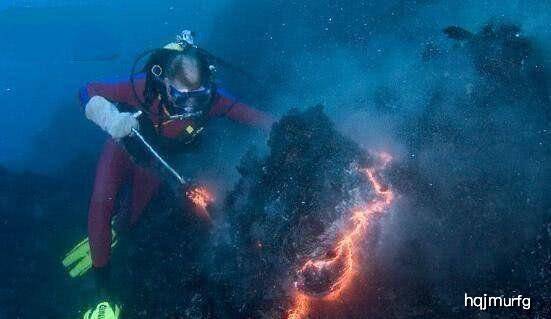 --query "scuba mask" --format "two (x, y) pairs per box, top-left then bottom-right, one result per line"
(168, 83), (214, 120)
(130, 30), (222, 122)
